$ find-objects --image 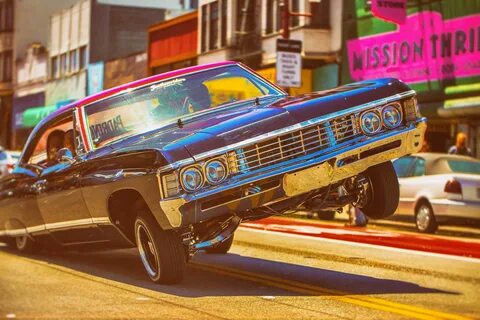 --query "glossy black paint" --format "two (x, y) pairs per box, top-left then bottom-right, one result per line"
(0, 74), (412, 248)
